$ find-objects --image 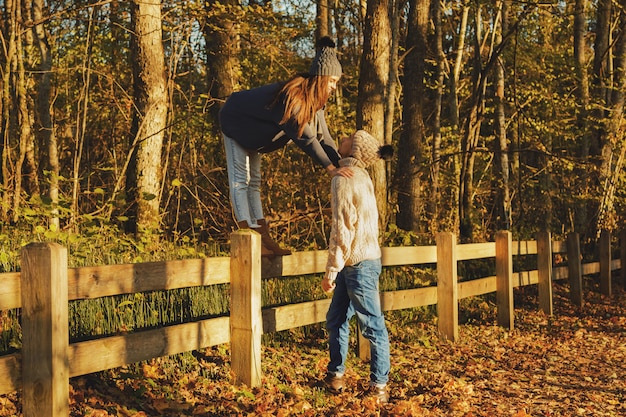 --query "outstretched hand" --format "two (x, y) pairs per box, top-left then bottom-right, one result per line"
(330, 166), (353, 178)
